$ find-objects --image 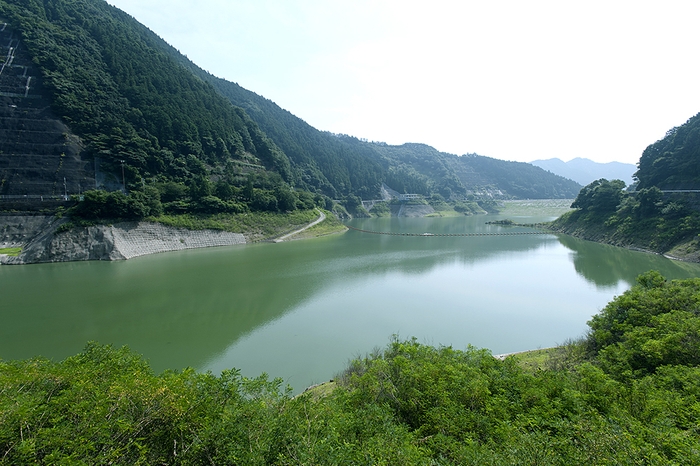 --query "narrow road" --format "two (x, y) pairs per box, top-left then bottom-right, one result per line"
(274, 209), (326, 242)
